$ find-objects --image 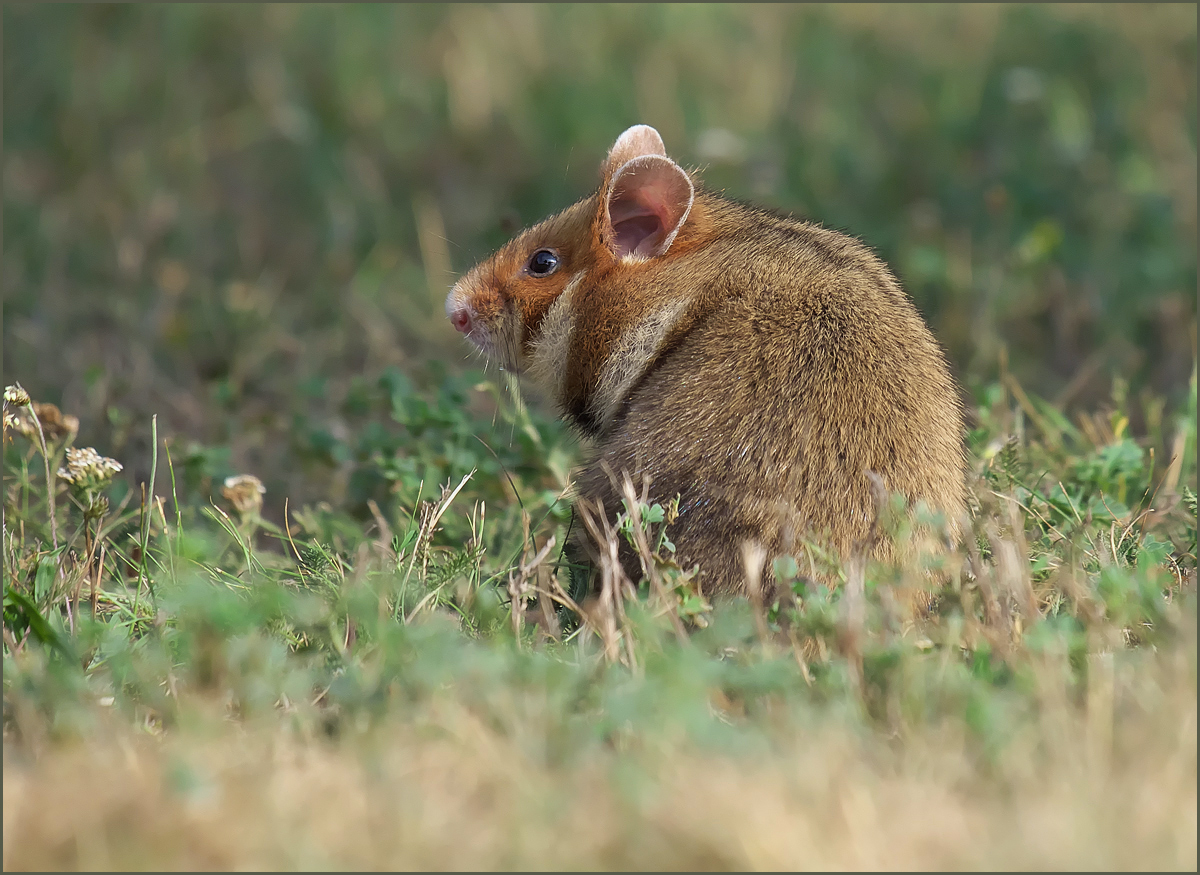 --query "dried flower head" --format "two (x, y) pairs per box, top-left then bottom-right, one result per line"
(3, 410), (38, 441)
(57, 446), (124, 492)
(4, 410), (32, 436)
(32, 402), (80, 444)
(4, 384), (31, 407)
(223, 474), (266, 517)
